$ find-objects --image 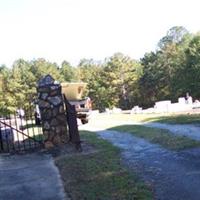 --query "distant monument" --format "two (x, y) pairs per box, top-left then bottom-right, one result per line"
(186, 92), (193, 105)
